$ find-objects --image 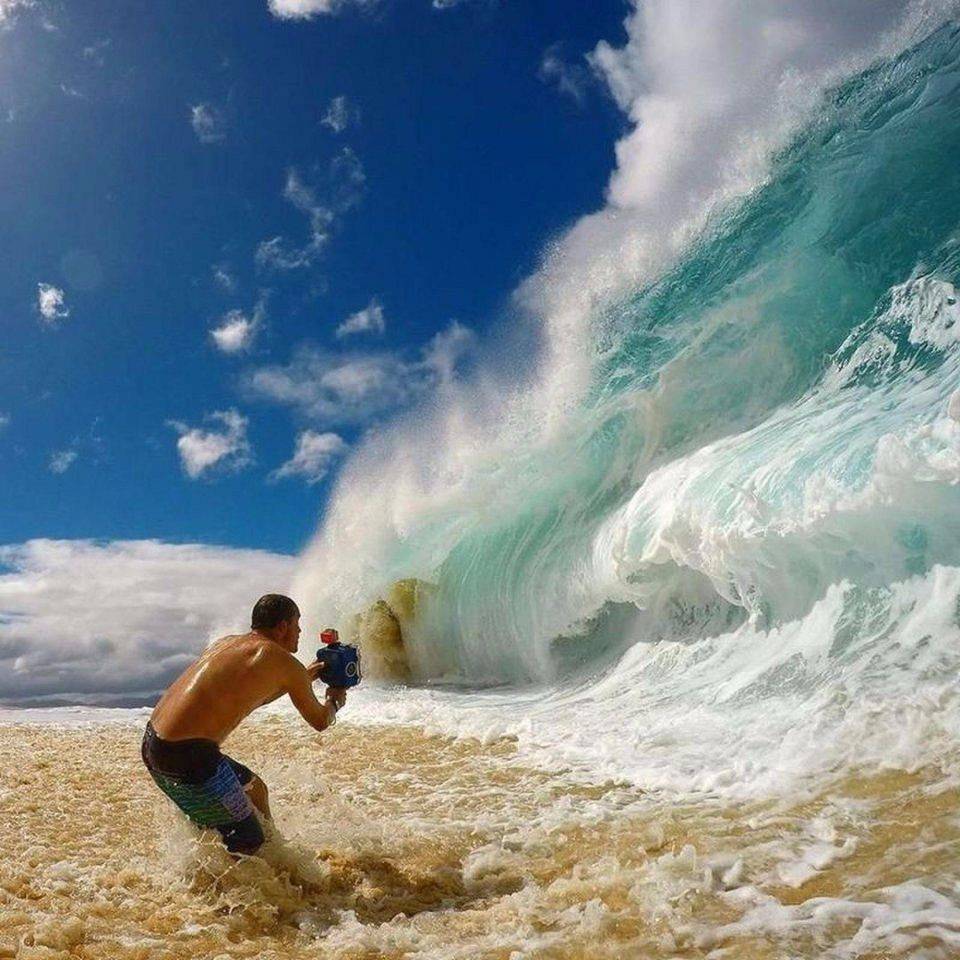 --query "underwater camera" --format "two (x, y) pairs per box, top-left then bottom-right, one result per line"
(316, 628), (362, 688)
